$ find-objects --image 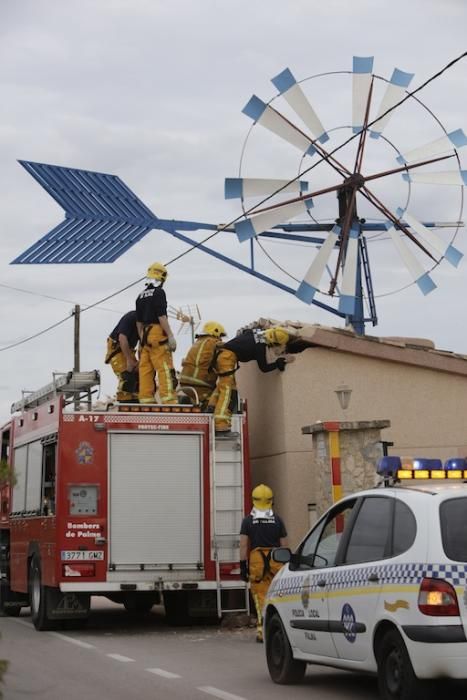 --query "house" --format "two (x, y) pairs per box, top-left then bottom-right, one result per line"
(237, 321), (467, 545)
